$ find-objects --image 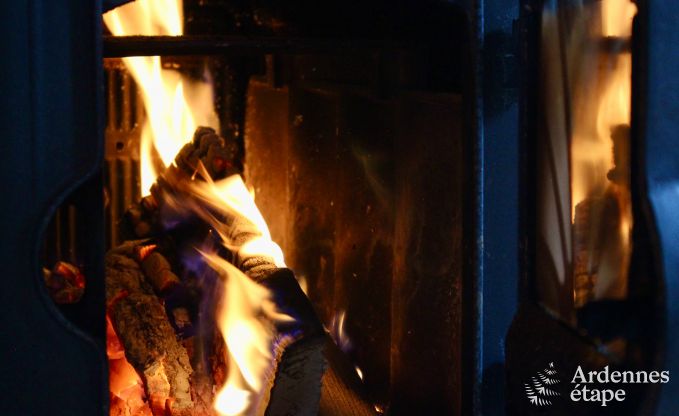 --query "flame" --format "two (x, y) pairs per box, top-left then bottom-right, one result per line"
(163, 170), (287, 268)
(104, 0), (219, 195)
(329, 311), (365, 383)
(296, 274), (309, 296)
(205, 254), (292, 416)
(329, 310), (352, 353)
(105, 2), (289, 413)
(156, 169), (291, 415)
(601, 0), (637, 38)
(570, 0), (636, 218)
(354, 366), (364, 382)
(193, 175), (292, 416)
(570, 0), (636, 302)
